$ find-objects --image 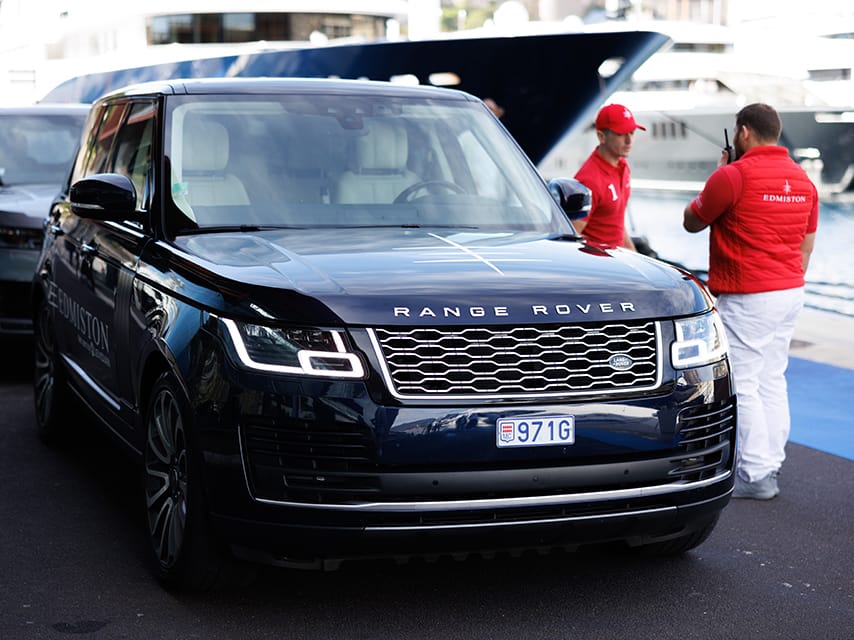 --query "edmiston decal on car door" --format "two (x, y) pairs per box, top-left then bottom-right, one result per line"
(48, 282), (111, 365)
